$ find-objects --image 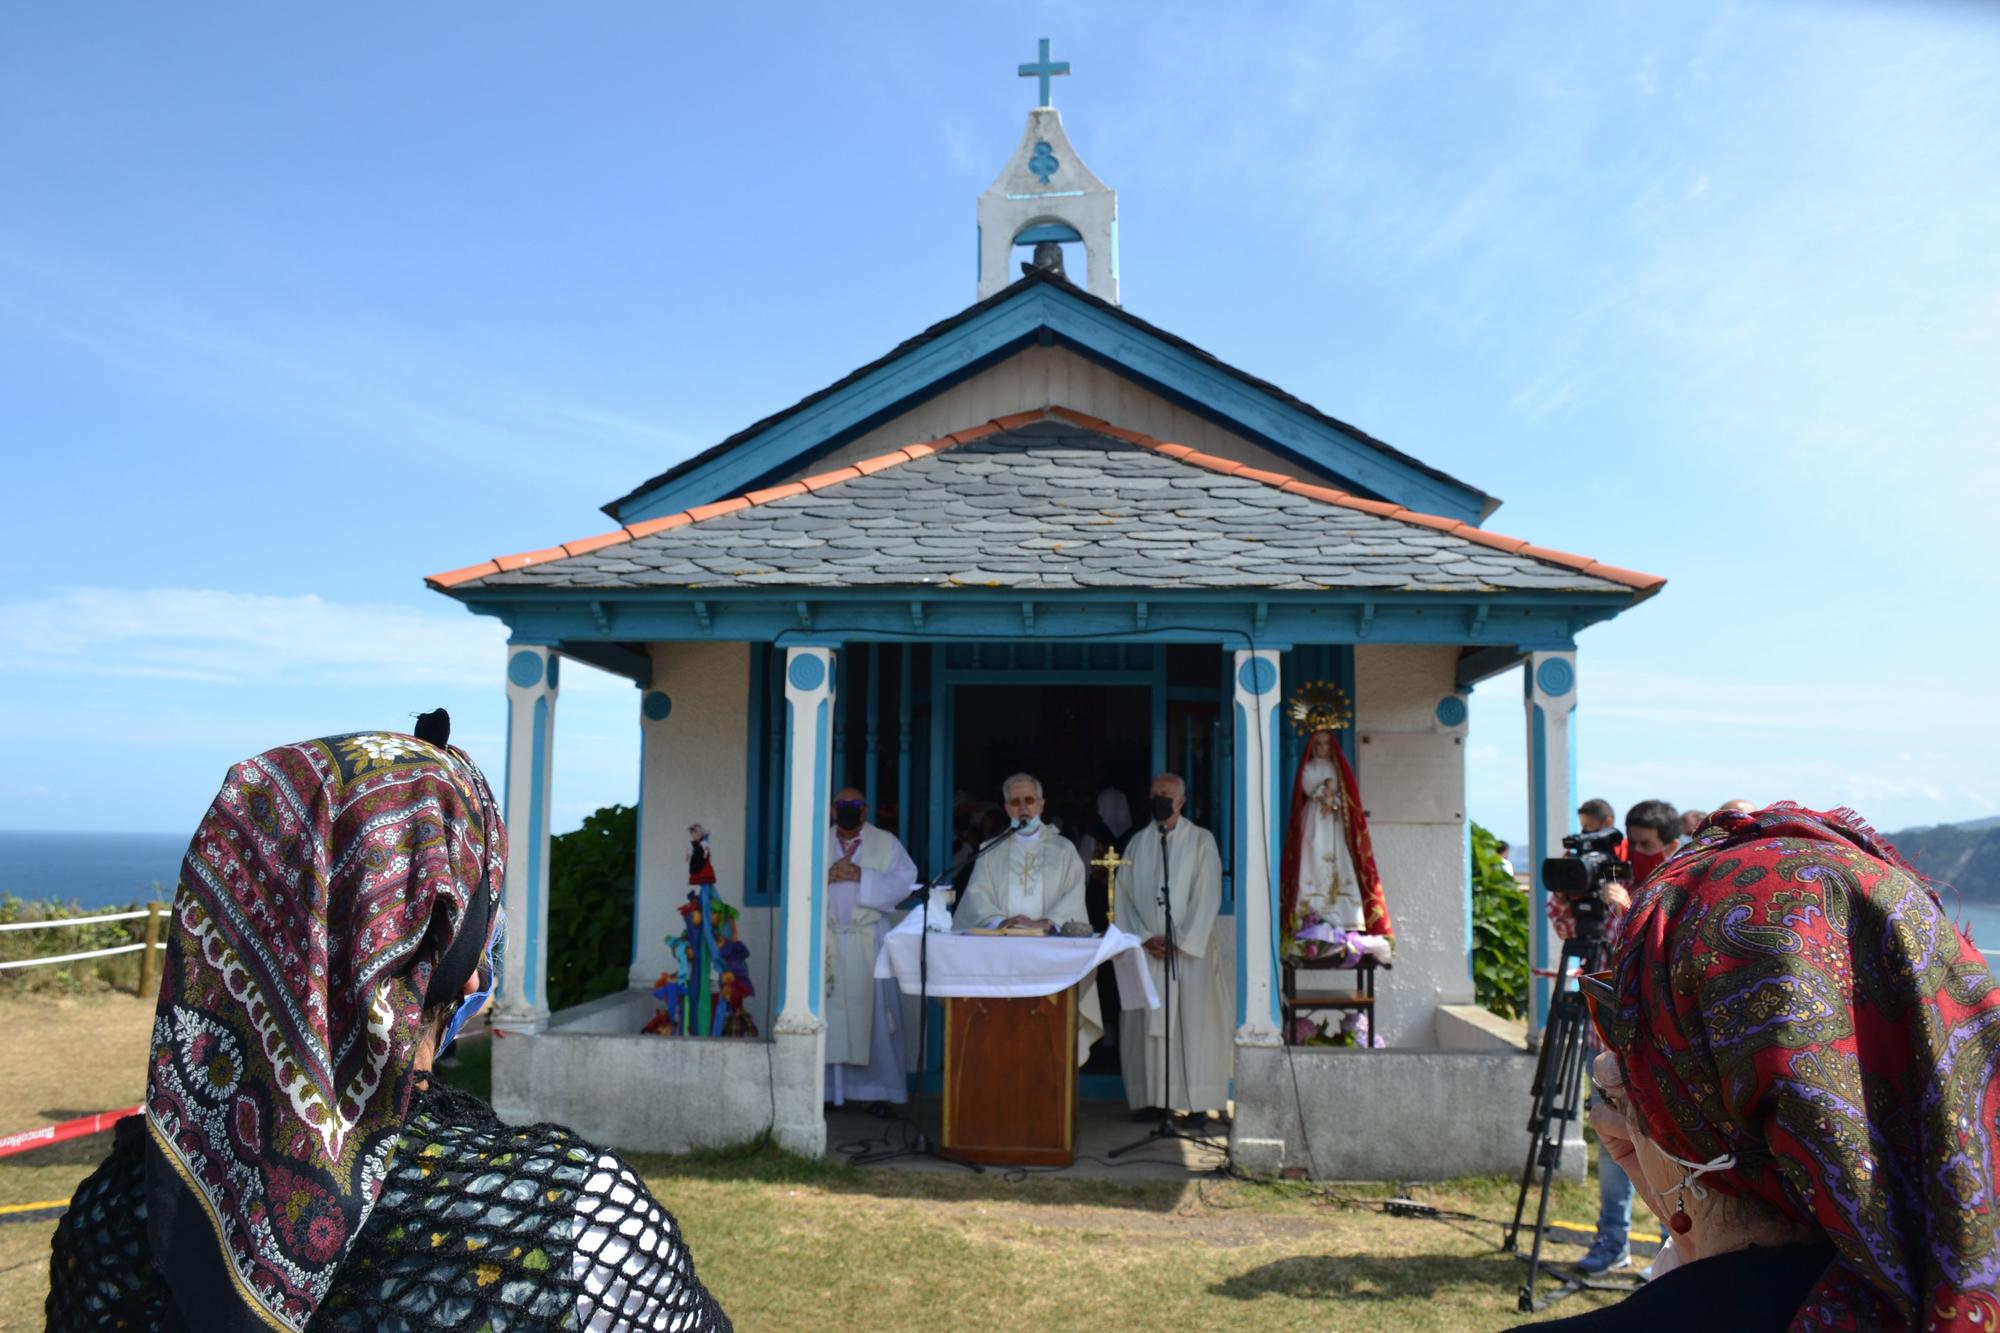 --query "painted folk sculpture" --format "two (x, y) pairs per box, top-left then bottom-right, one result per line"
(642, 825), (759, 1038)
